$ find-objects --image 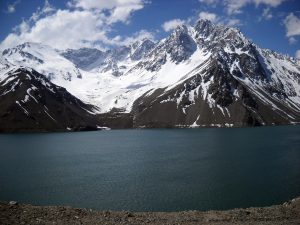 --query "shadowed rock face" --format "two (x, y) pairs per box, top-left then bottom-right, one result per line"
(133, 25), (198, 72)
(127, 21), (300, 128)
(0, 68), (100, 132)
(61, 39), (156, 75)
(164, 25), (197, 63)
(131, 55), (300, 128)
(130, 39), (156, 61)
(61, 48), (106, 70)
